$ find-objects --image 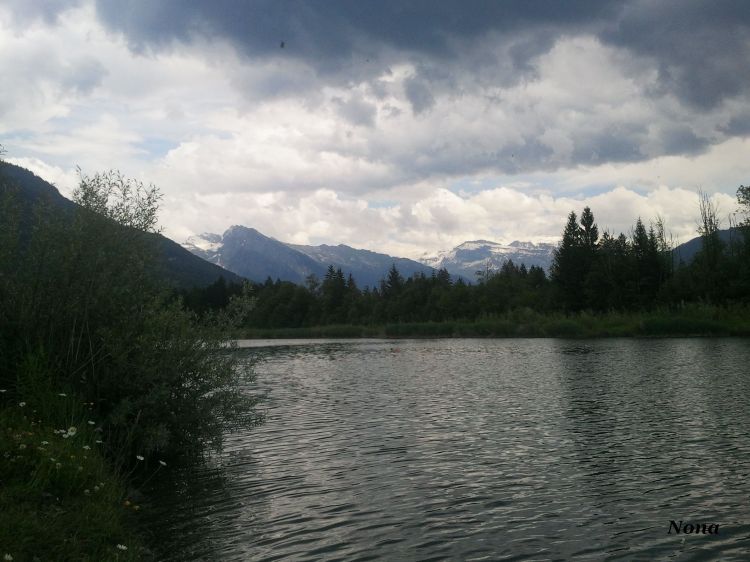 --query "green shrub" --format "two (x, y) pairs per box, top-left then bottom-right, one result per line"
(543, 318), (585, 337)
(0, 170), (259, 463)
